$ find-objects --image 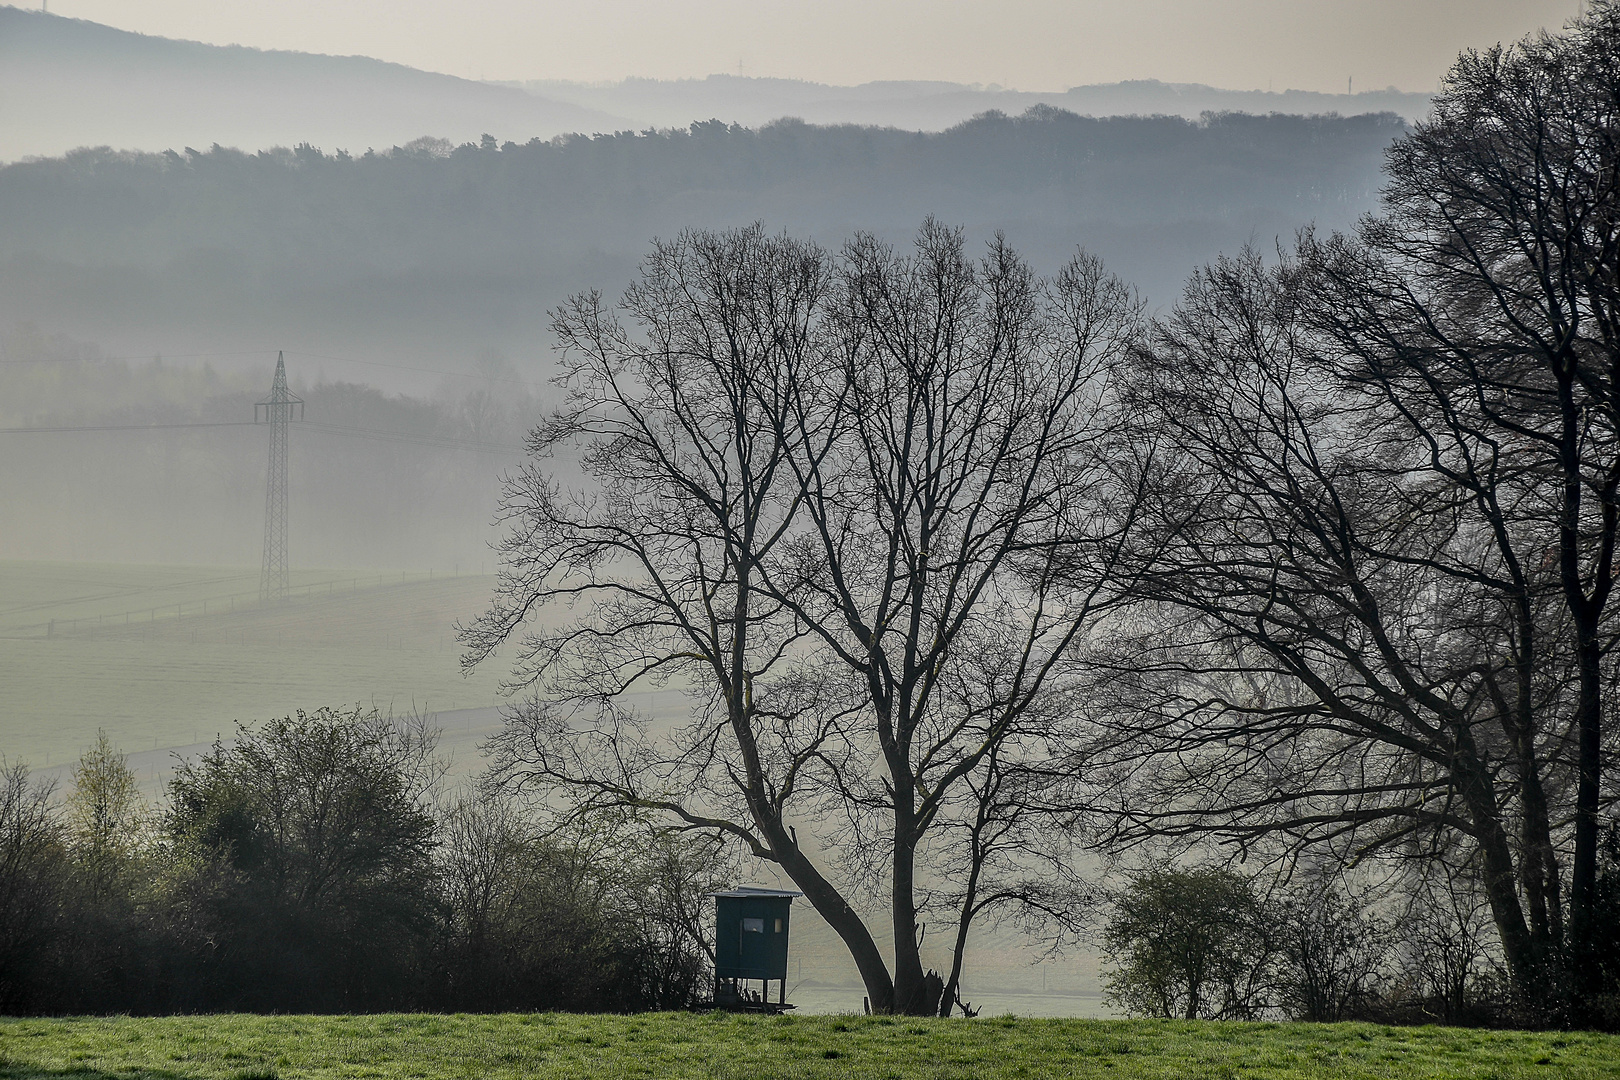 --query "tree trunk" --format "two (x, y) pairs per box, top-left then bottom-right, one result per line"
(1458, 754), (1542, 1000)
(940, 887), (978, 1017)
(1556, 364), (1607, 1011)
(771, 832), (896, 1013)
(1569, 630), (1603, 1006)
(731, 560), (897, 1013)
(889, 801), (928, 1014)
